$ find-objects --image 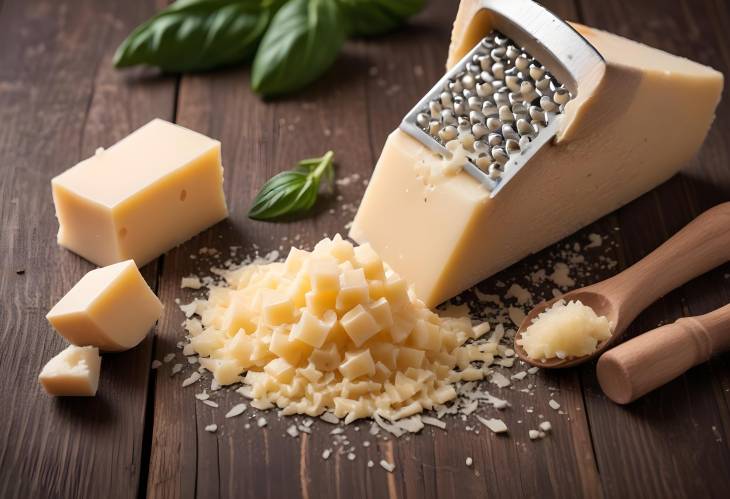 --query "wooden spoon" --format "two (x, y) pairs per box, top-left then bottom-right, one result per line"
(513, 202), (730, 368)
